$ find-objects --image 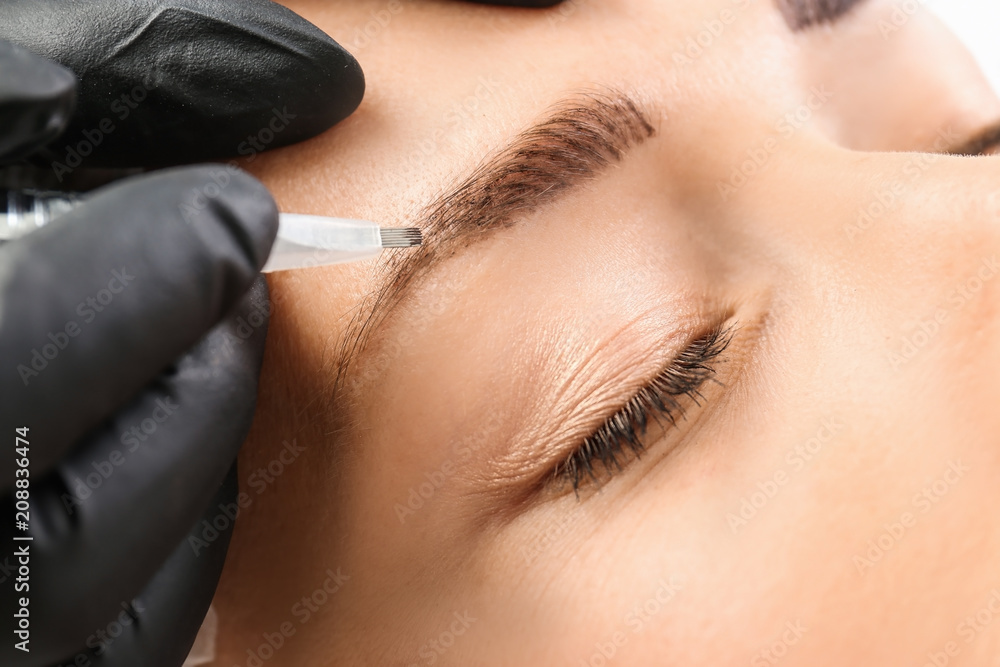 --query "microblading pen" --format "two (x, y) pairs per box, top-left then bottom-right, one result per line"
(0, 190), (422, 272)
